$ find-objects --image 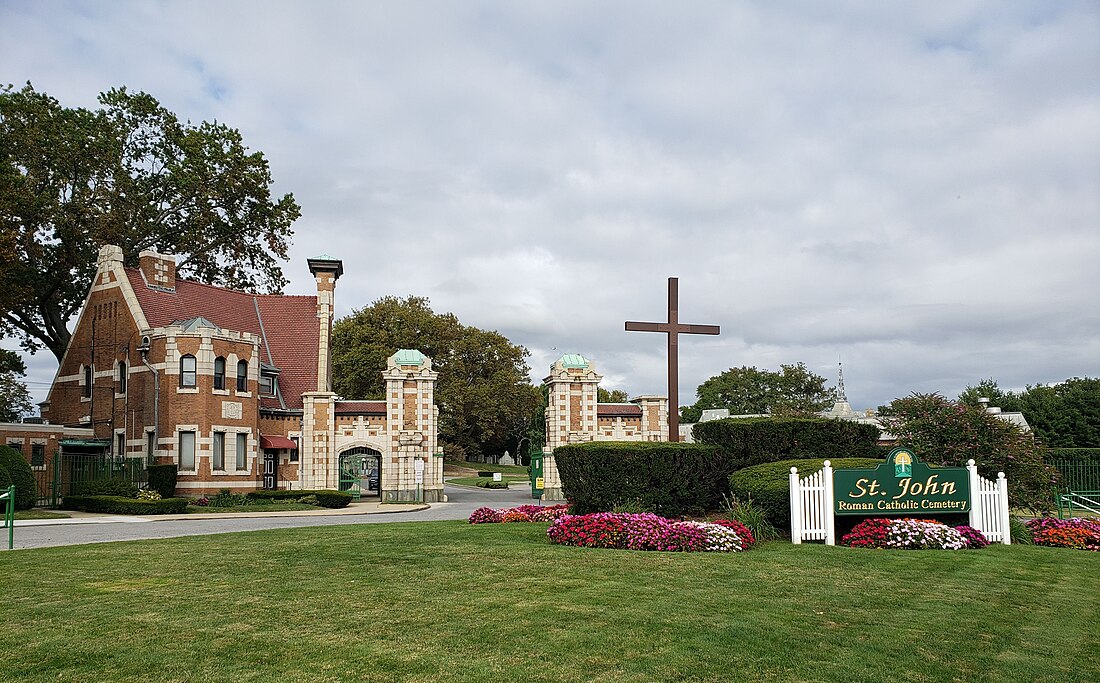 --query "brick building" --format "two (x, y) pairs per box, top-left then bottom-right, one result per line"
(4, 244), (442, 502)
(540, 353), (668, 500)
